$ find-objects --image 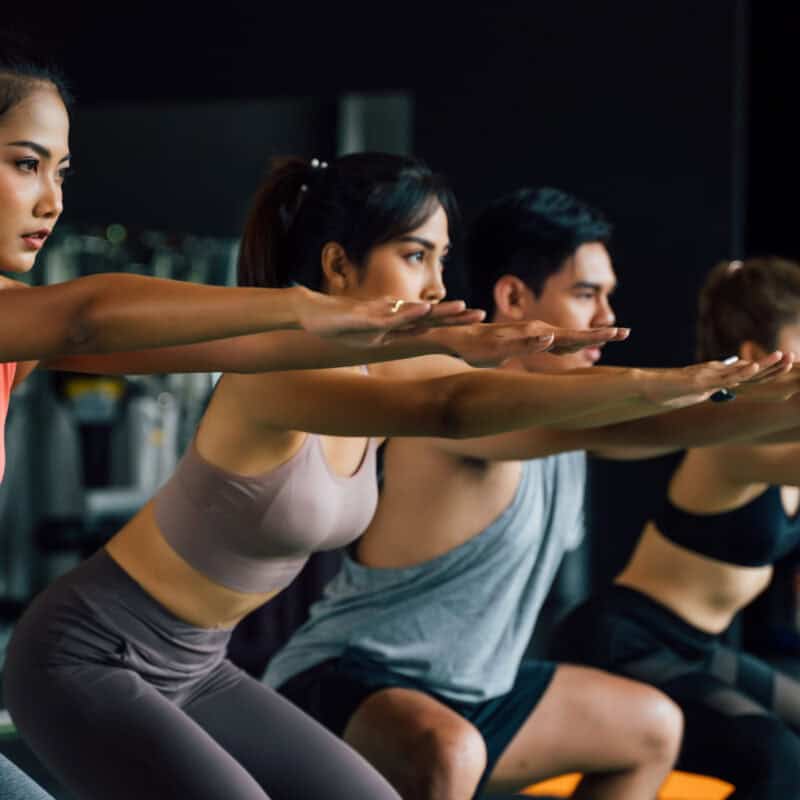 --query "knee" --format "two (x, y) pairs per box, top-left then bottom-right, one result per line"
(632, 687), (684, 767)
(408, 724), (487, 799)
